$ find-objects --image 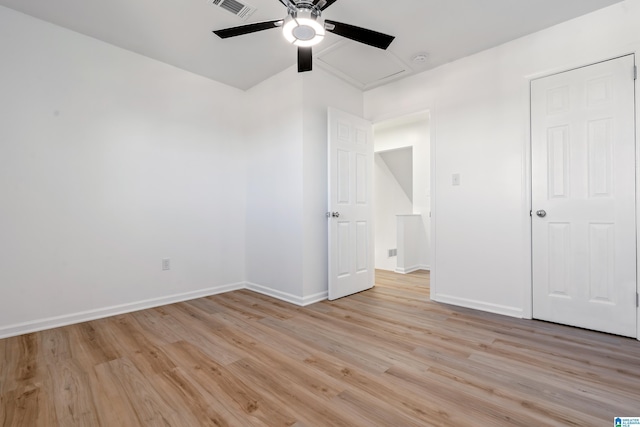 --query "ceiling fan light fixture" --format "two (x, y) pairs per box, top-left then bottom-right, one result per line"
(283, 13), (325, 47)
